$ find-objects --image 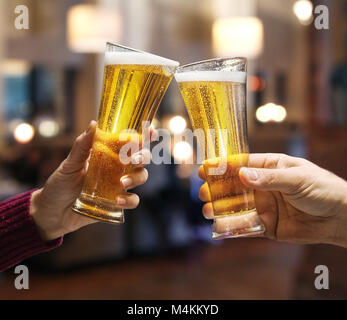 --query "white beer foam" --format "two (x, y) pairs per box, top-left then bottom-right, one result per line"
(105, 51), (179, 68)
(175, 71), (247, 83)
